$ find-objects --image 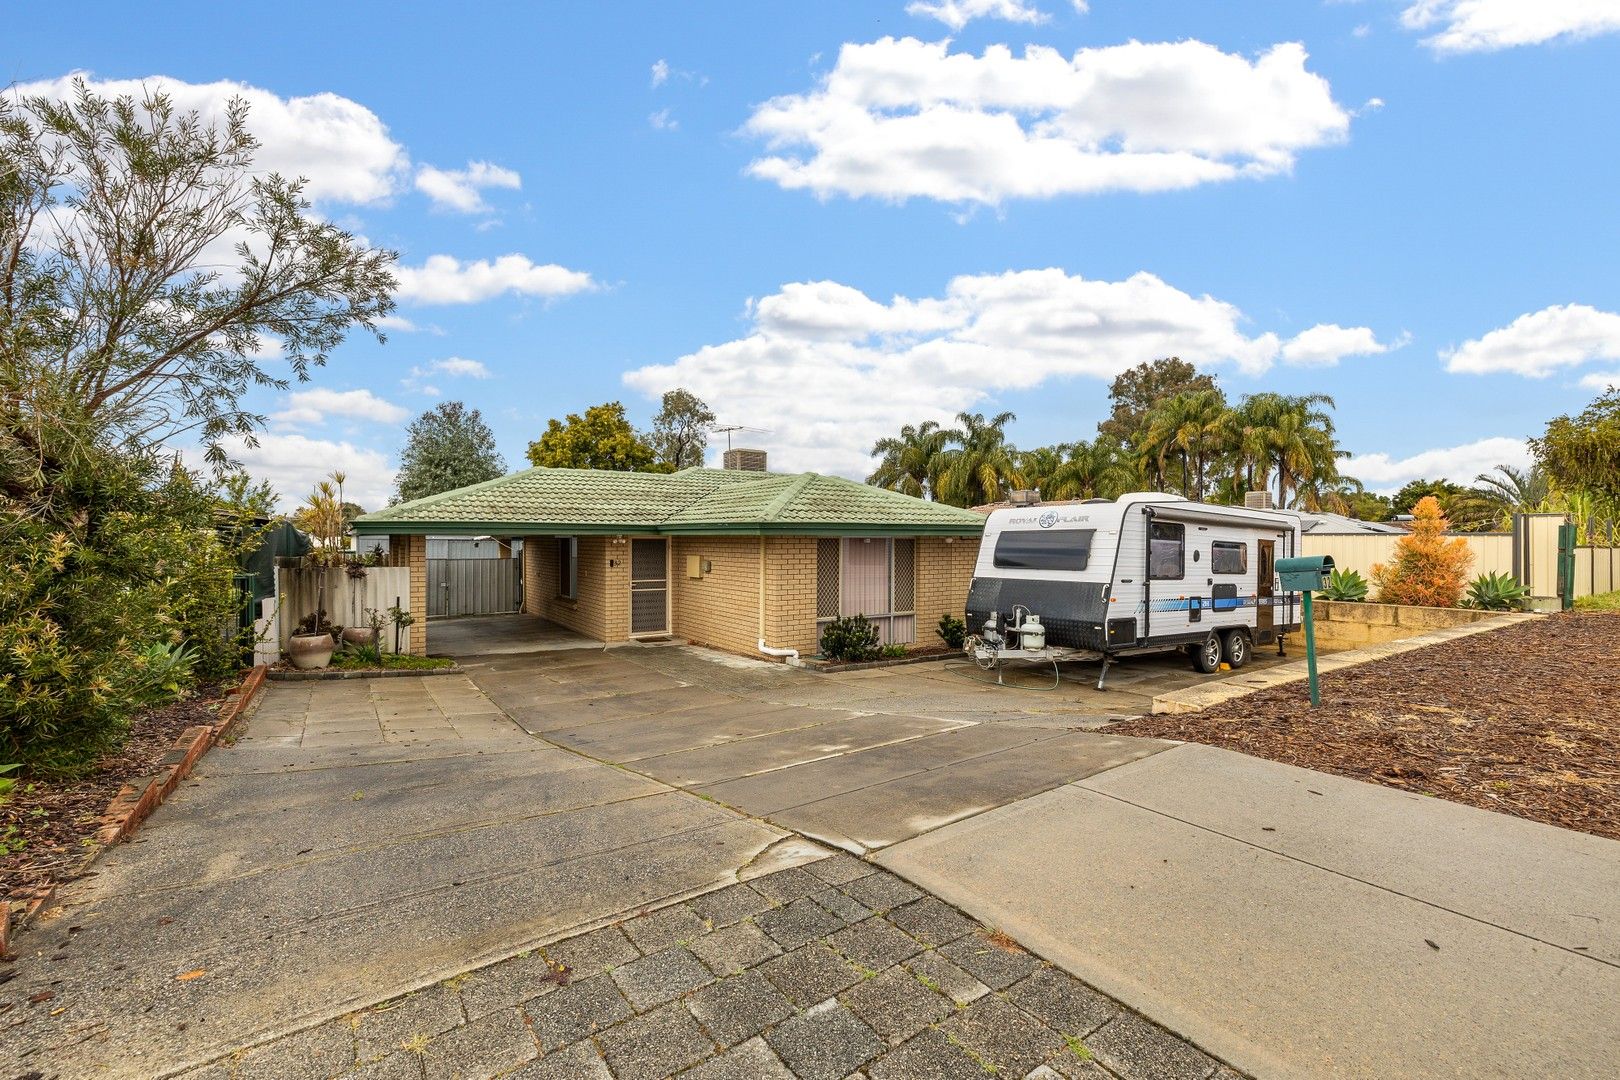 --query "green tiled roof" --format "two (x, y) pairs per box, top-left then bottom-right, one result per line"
(354, 467), (985, 537)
